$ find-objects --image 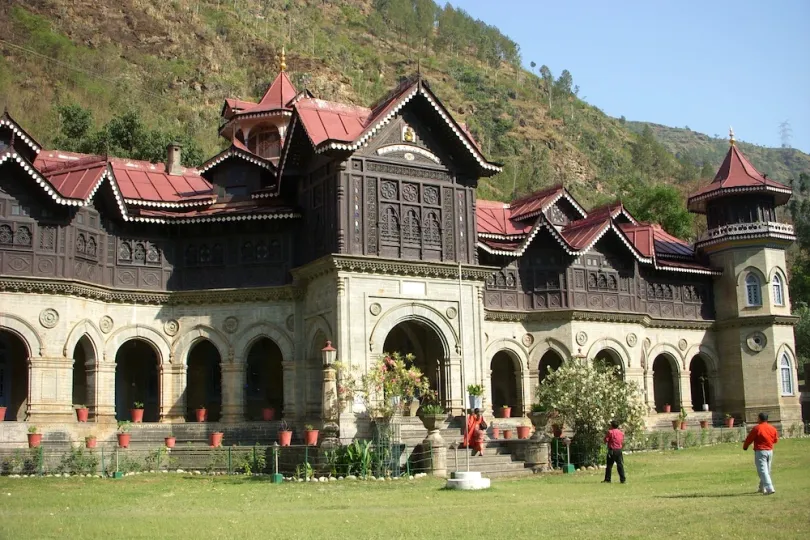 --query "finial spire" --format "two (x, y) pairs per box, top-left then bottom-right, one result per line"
(278, 47), (287, 72)
(729, 126), (735, 146)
